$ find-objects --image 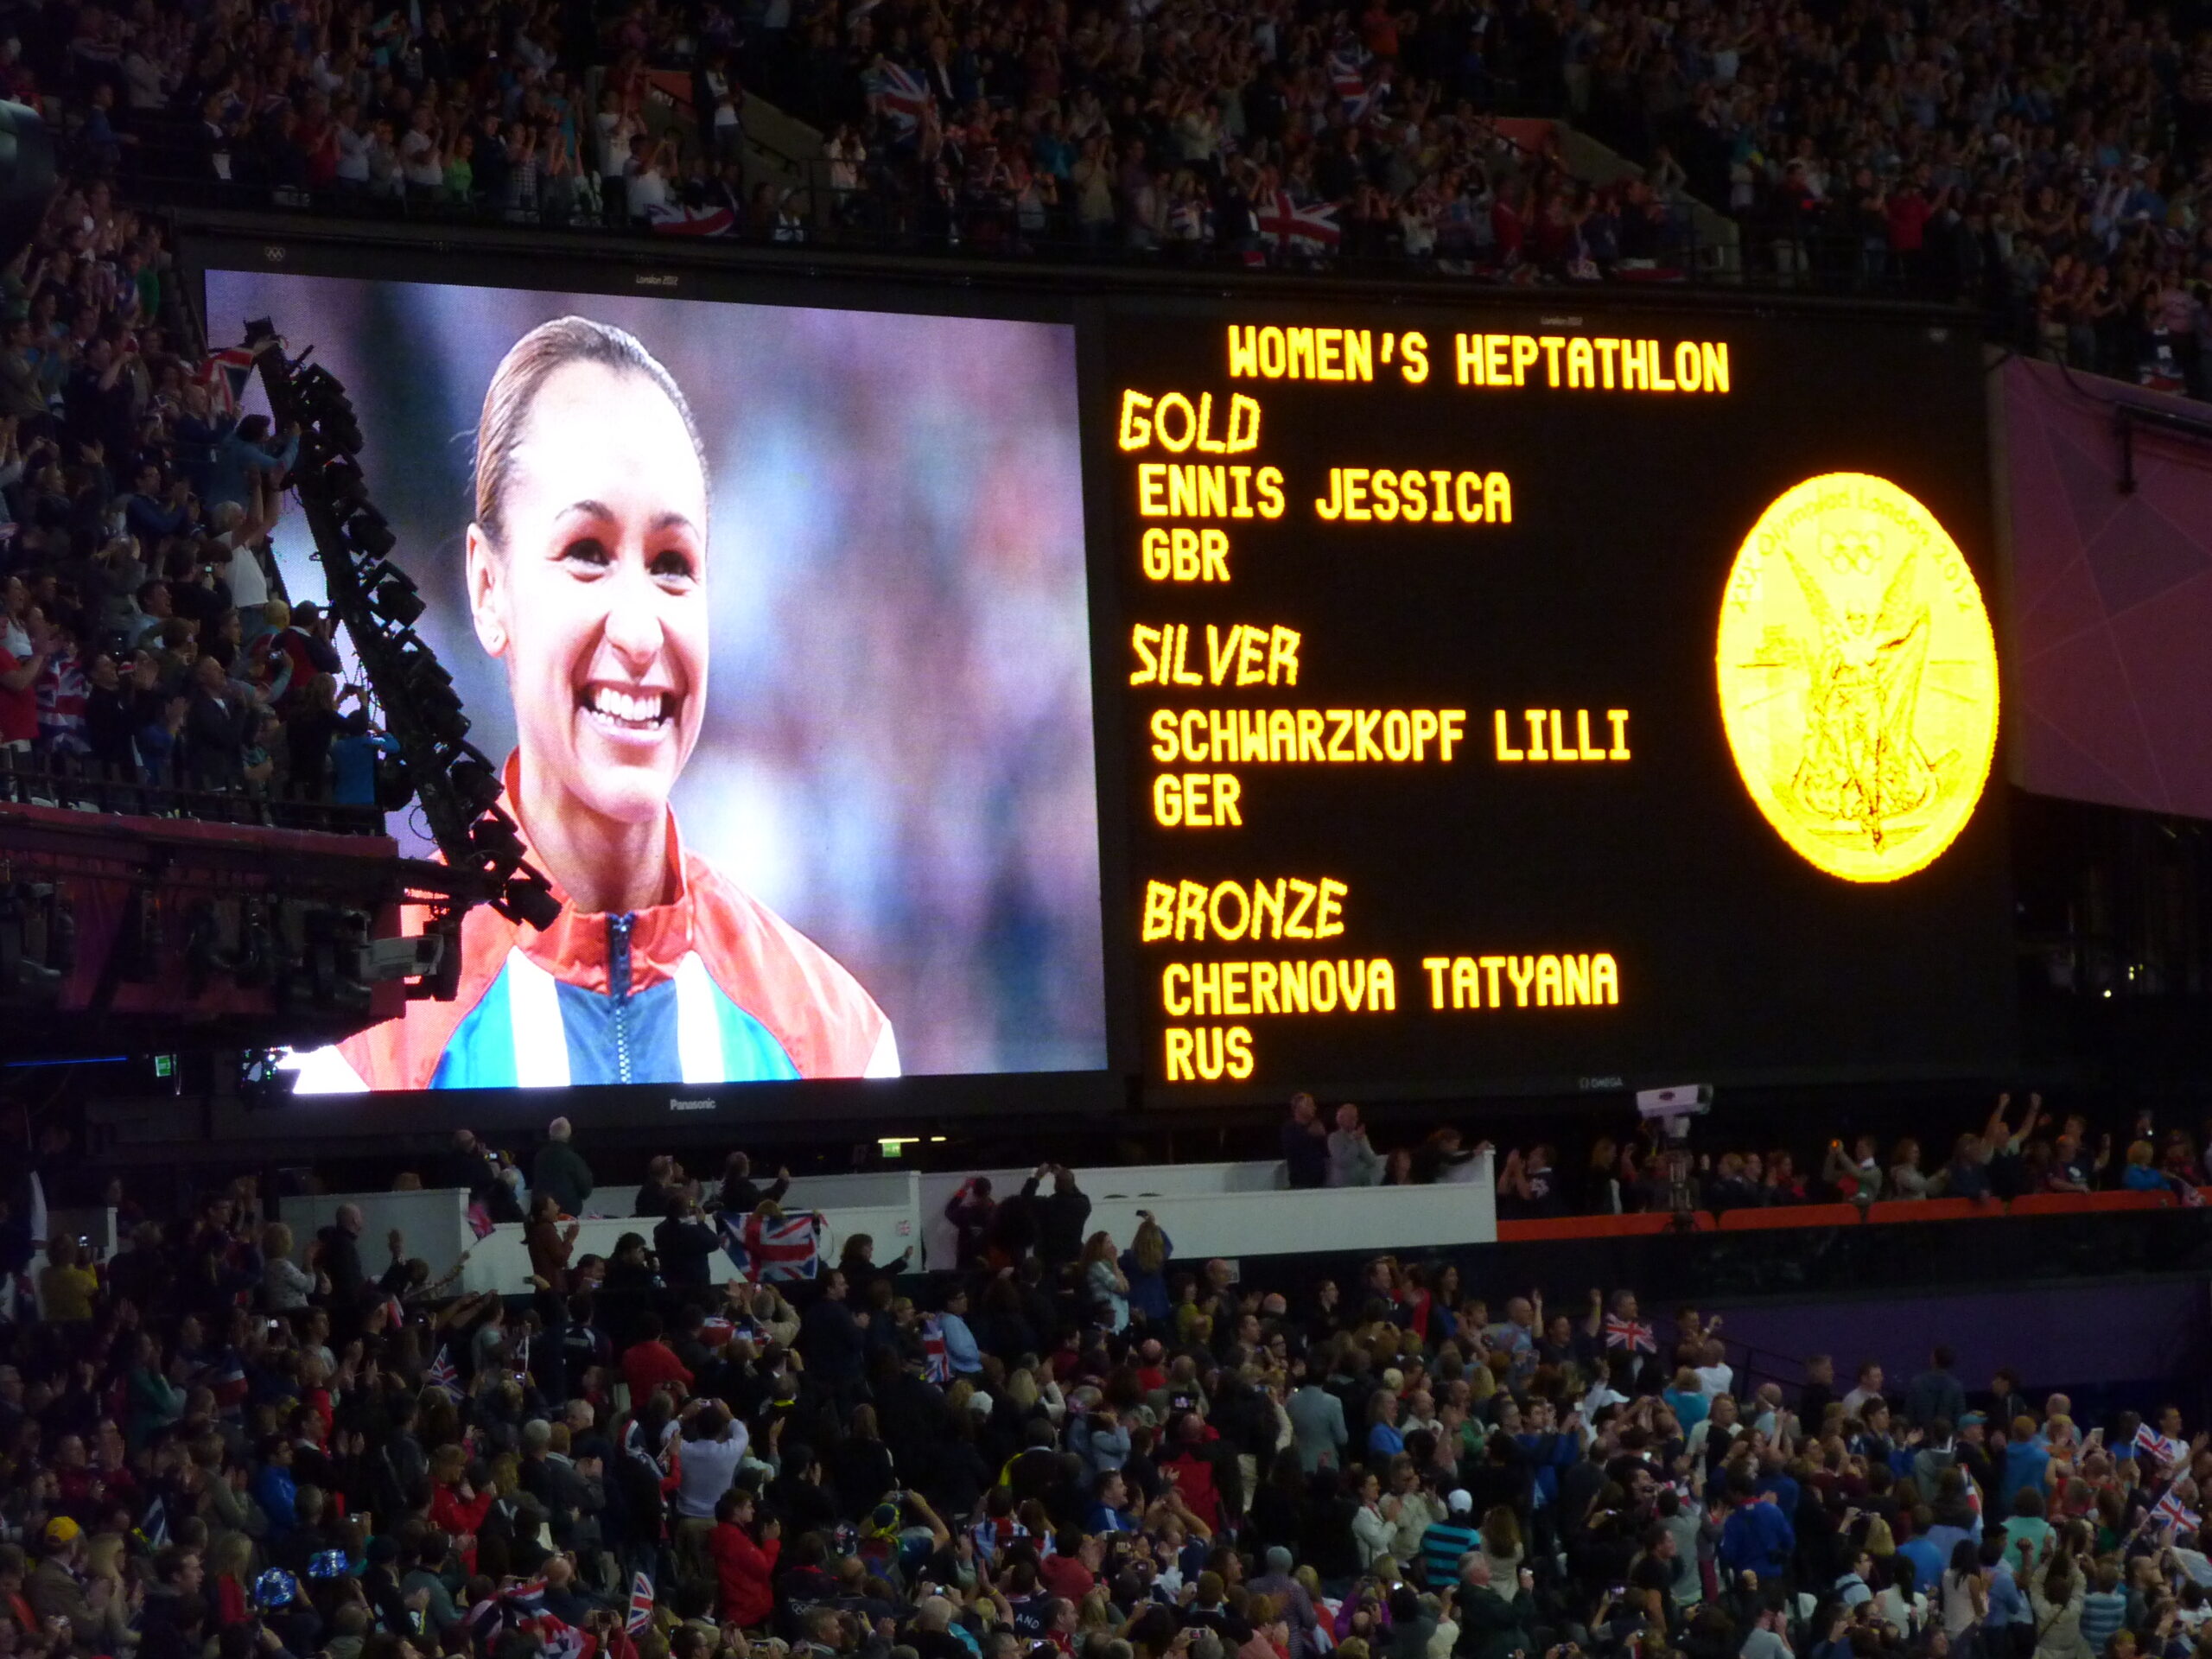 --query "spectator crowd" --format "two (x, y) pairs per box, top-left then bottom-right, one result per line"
(1, 1108), (2211, 1659)
(4, 0), (2204, 392)
(1276, 1093), (2212, 1219)
(0, 222), (394, 818)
